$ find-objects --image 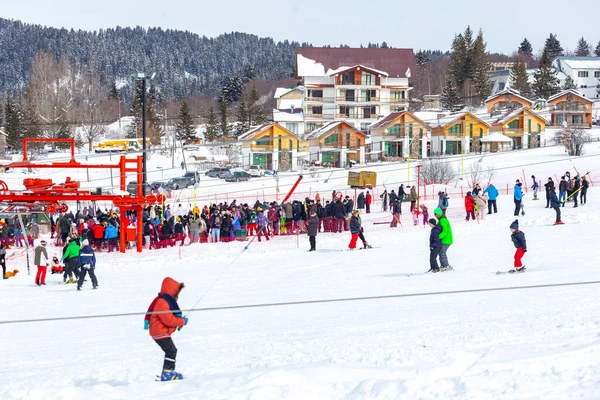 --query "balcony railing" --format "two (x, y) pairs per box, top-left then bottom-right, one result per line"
(305, 114), (324, 119)
(389, 98), (408, 103)
(305, 97), (323, 102)
(336, 96), (380, 102)
(250, 144), (274, 151)
(551, 105), (589, 112)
